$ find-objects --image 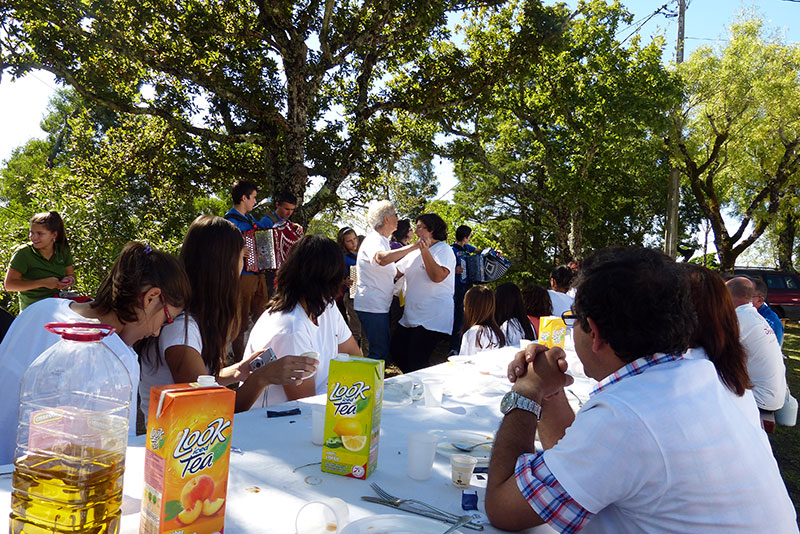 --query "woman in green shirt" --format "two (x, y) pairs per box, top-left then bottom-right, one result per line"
(4, 211), (75, 310)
